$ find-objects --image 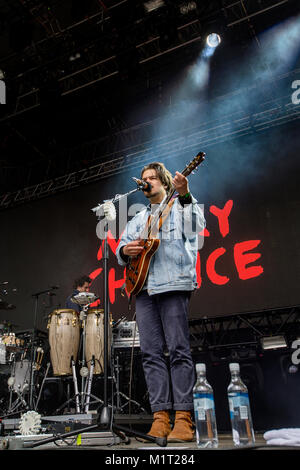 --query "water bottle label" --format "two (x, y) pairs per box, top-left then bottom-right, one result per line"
(193, 394), (215, 421)
(228, 392), (250, 420)
(239, 406), (248, 420)
(197, 407), (206, 421)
